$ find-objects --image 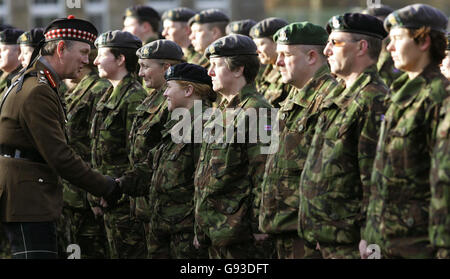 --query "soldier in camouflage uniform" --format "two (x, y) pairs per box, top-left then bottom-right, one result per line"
(299, 13), (389, 259)
(141, 63), (215, 258)
(259, 22), (338, 259)
(361, 4), (449, 259)
(0, 29), (24, 97)
(188, 9), (229, 69)
(17, 28), (44, 69)
(363, 5), (403, 87)
(123, 5), (161, 45)
(194, 35), (272, 259)
(440, 34), (450, 80)
(161, 7), (198, 63)
(116, 39), (184, 256)
(56, 48), (111, 259)
(250, 18), (290, 108)
(91, 30), (147, 258)
(430, 93), (450, 259)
